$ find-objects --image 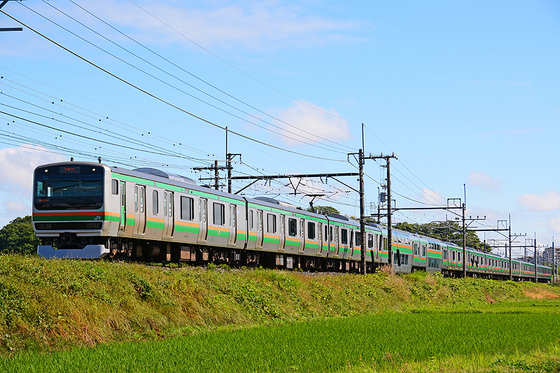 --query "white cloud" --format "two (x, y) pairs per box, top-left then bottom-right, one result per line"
(422, 188), (444, 205)
(518, 191), (560, 212)
(0, 145), (66, 227)
(468, 171), (504, 192)
(73, 0), (370, 50)
(549, 214), (560, 234)
(0, 145), (66, 195)
(271, 101), (352, 146)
